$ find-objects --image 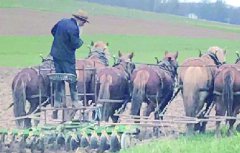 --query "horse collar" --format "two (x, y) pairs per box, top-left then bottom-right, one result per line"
(88, 50), (109, 66)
